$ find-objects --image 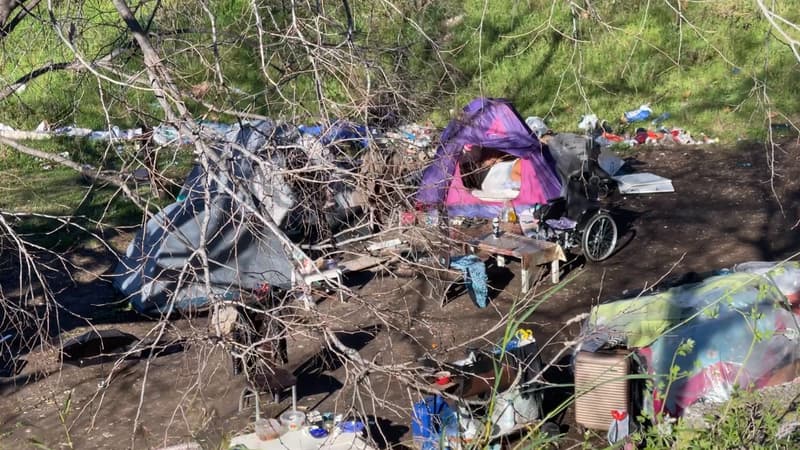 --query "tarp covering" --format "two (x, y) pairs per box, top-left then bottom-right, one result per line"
(582, 264), (800, 418)
(113, 121), (296, 316)
(416, 98), (561, 217)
